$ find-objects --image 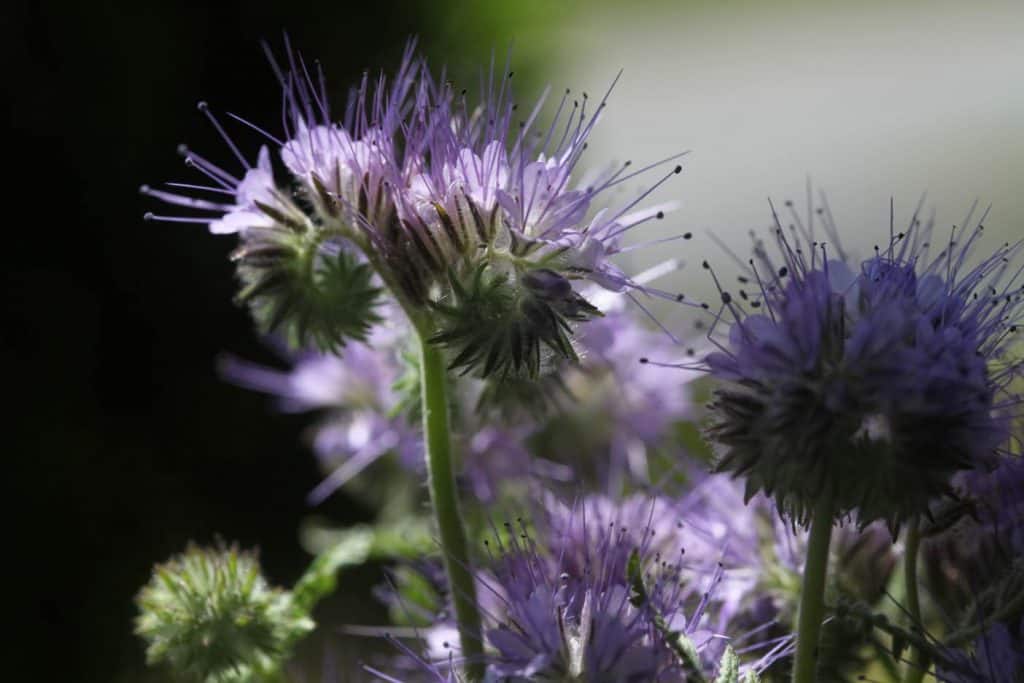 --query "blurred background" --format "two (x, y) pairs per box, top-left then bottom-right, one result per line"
(8, 0), (1022, 679)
